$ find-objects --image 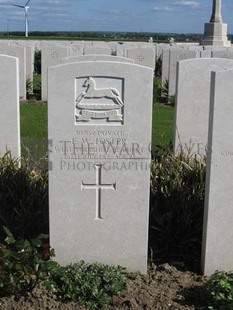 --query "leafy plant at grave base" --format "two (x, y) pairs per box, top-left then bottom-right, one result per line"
(167, 94), (176, 106)
(151, 142), (173, 161)
(155, 56), (162, 78)
(0, 152), (49, 241)
(43, 261), (127, 309)
(203, 270), (233, 309)
(0, 226), (56, 297)
(149, 150), (206, 270)
(161, 79), (169, 100)
(26, 77), (33, 99)
(153, 77), (162, 105)
(161, 79), (176, 106)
